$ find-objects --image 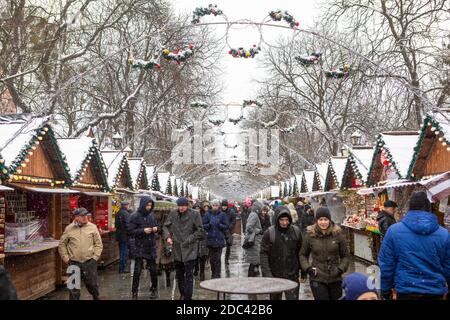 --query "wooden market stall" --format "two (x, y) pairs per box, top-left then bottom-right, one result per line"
(128, 157), (149, 192)
(300, 169), (320, 194)
(0, 114), (76, 299)
(57, 137), (114, 271)
(339, 147), (380, 262)
(349, 131), (419, 263)
(101, 149), (135, 267)
(407, 109), (450, 229)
